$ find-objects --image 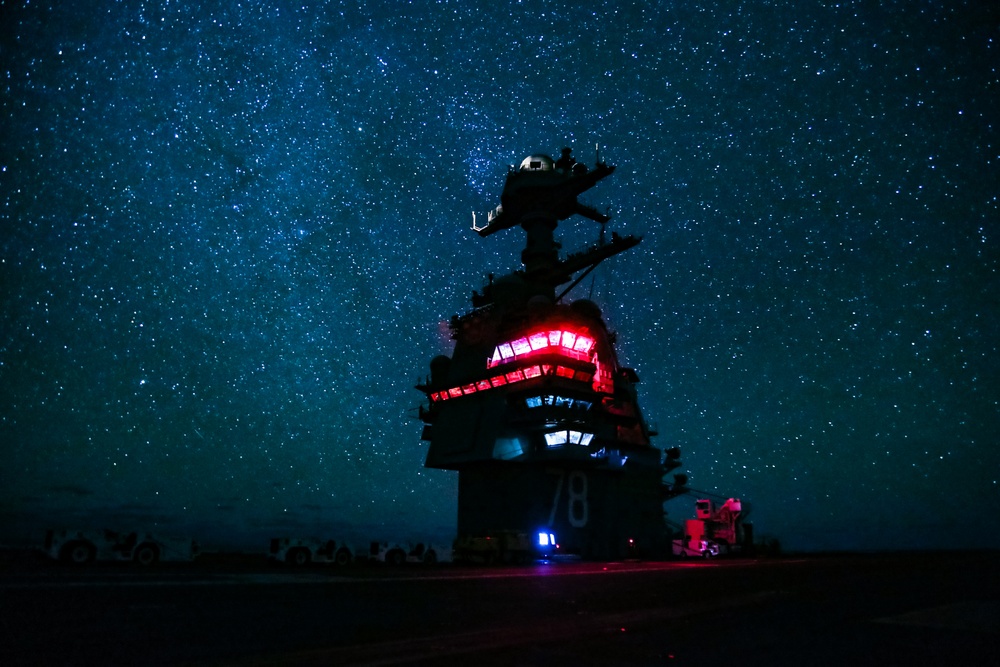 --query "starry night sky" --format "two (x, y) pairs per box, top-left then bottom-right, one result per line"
(2, 1), (997, 552)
